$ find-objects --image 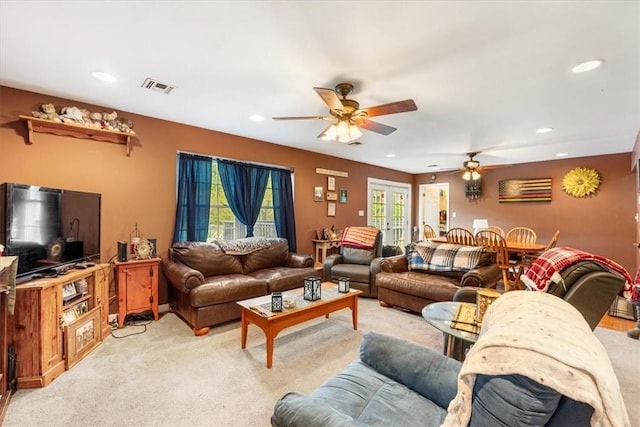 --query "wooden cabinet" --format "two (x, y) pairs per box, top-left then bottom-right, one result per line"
(9, 264), (109, 388)
(116, 258), (160, 328)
